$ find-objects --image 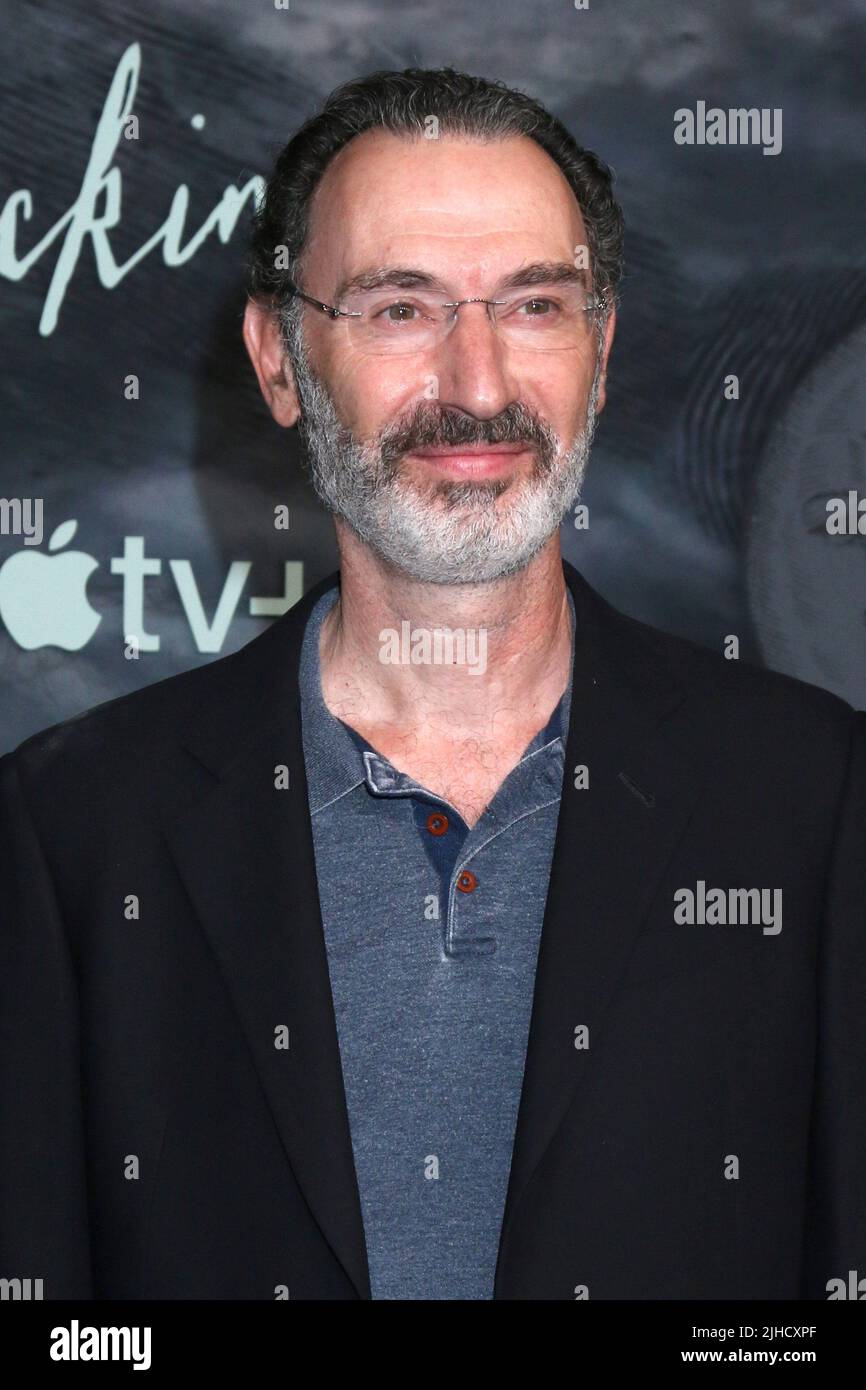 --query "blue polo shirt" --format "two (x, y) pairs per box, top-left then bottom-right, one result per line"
(299, 579), (574, 1299)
